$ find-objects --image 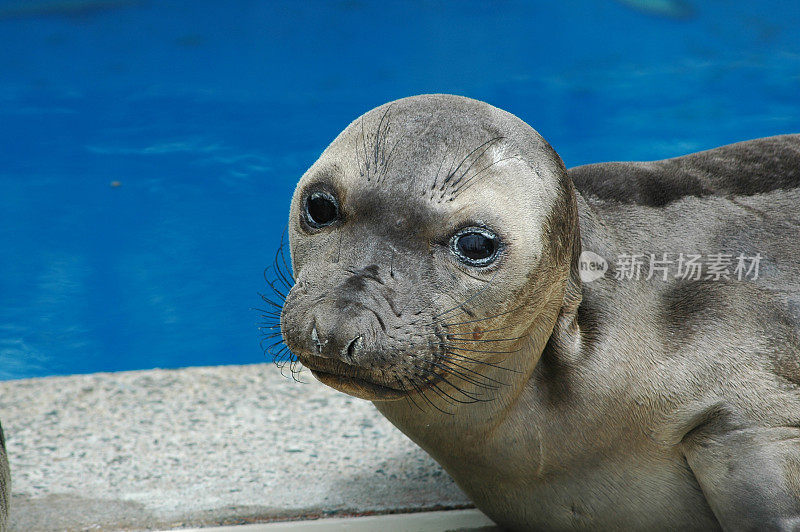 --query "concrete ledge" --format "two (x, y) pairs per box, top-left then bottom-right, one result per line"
(0, 364), (483, 531)
(177, 509), (496, 532)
